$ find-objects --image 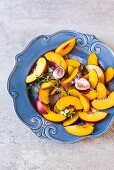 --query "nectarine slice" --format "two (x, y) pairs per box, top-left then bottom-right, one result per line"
(79, 111), (108, 123)
(39, 88), (50, 104)
(41, 80), (55, 89)
(68, 65), (75, 75)
(89, 69), (98, 89)
(105, 67), (114, 83)
(43, 111), (66, 122)
(35, 97), (50, 114)
(55, 96), (83, 111)
(64, 86), (80, 97)
(55, 38), (76, 56)
(61, 68), (78, 87)
(64, 124), (94, 136)
(69, 88), (80, 98)
(86, 65), (105, 83)
(26, 57), (47, 83)
(44, 51), (67, 70)
(96, 82), (107, 99)
(91, 92), (114, 110)
(84, 90), (98, 100)
(88, 52), (98, 65)
(80, 95), (90, 112)
(66, 59), (80, 67)
(63, 113), (79, 126)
